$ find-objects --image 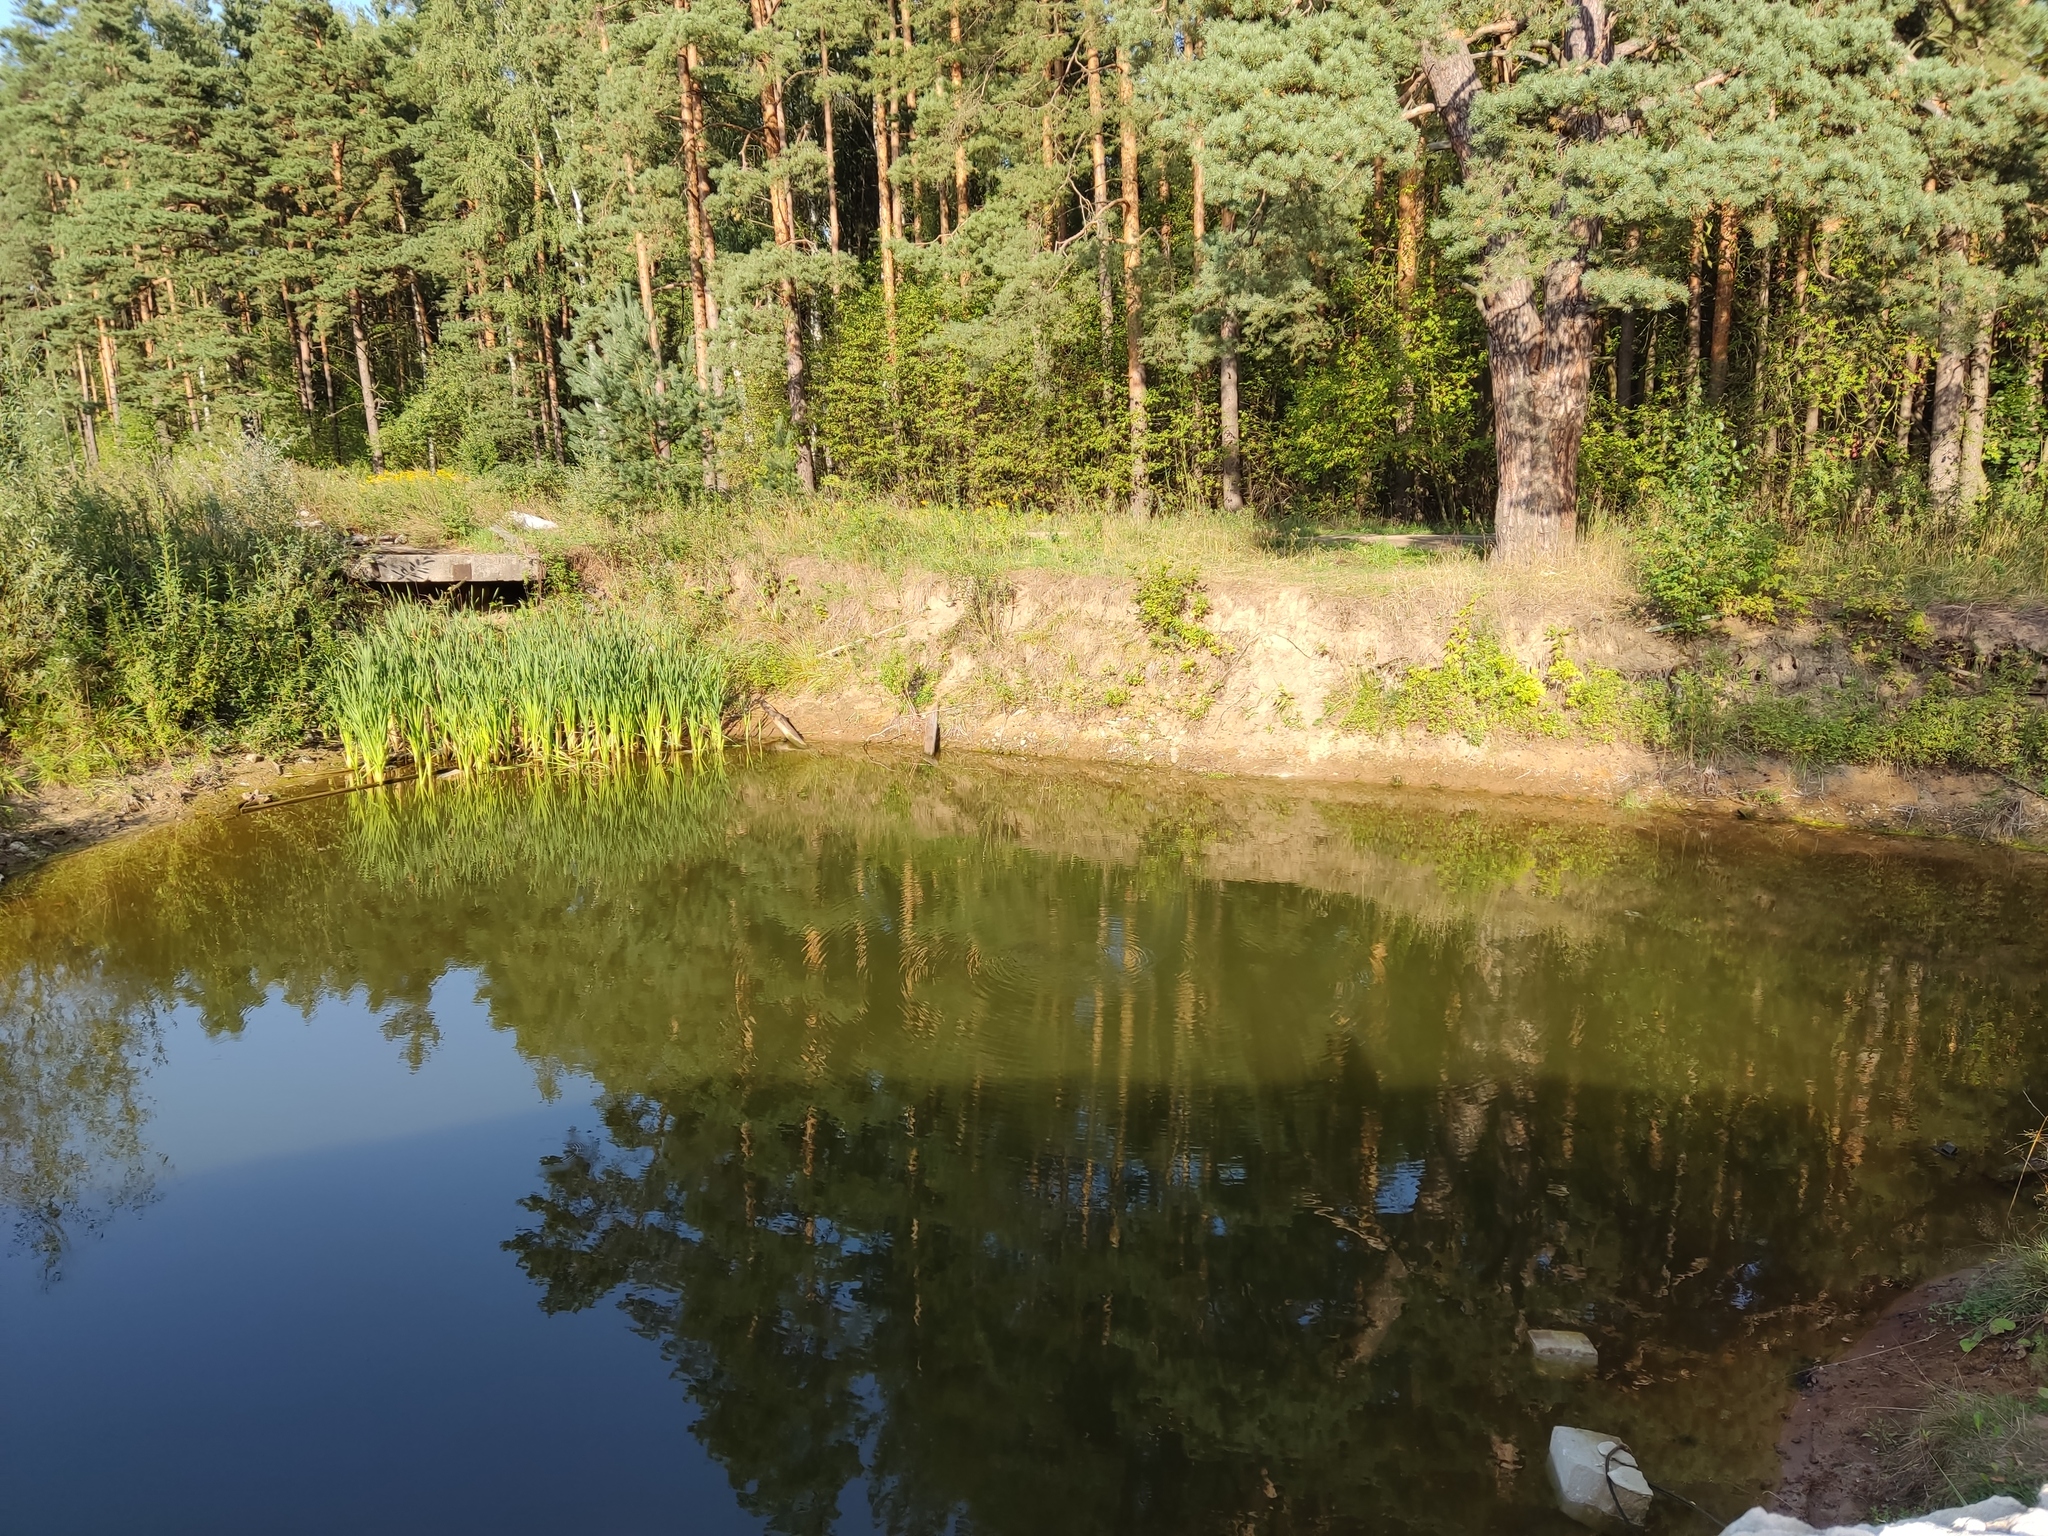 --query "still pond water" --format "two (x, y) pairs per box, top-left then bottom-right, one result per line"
(3, 755), (2044, 1535)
